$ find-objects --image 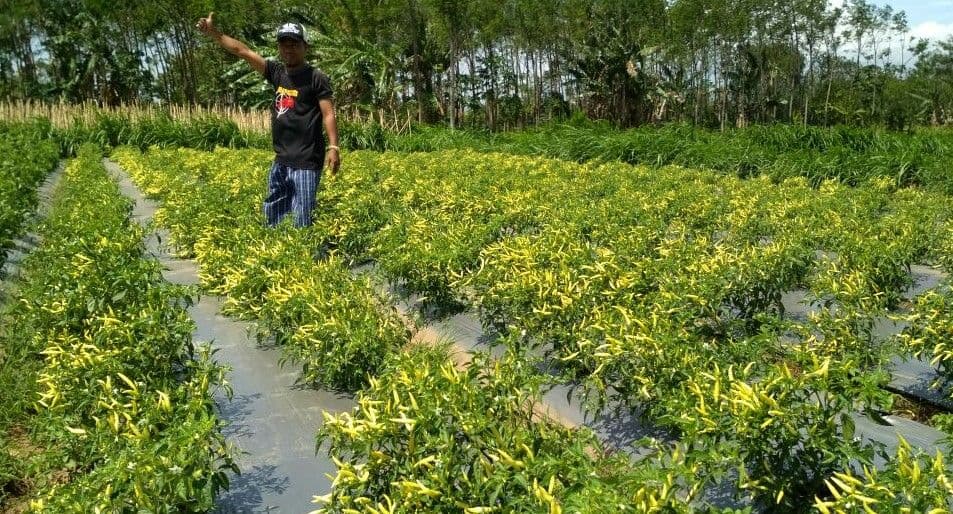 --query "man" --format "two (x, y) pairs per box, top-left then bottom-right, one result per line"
(196, 13), (340, 228)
